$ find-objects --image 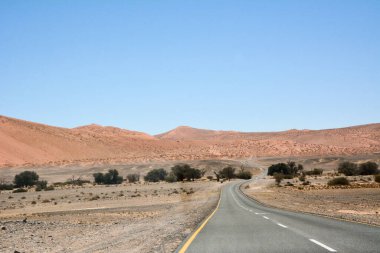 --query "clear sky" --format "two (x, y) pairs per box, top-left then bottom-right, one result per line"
(1, 0), (379, 134)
